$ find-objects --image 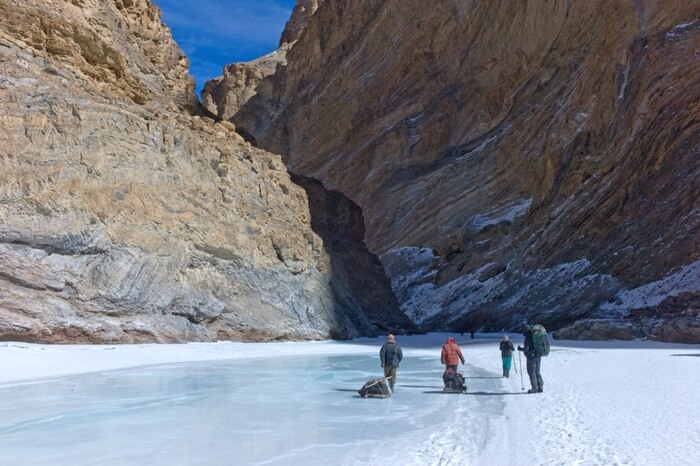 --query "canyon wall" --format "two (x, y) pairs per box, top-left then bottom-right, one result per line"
(0, 0), (414, 343)
(207, 0), (700, 341)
